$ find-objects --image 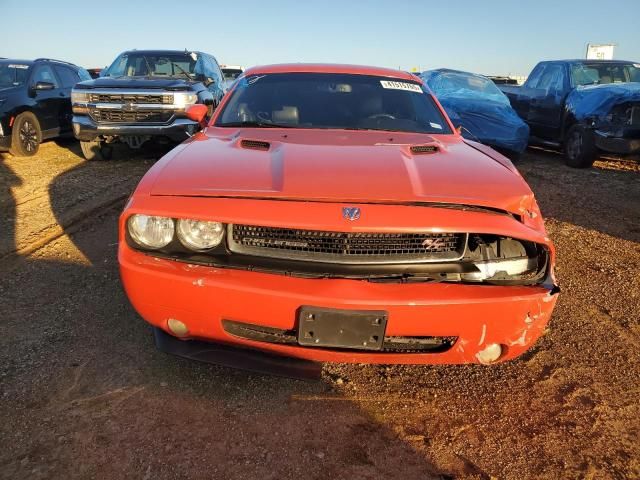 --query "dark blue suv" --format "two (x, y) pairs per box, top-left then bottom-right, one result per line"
(0, 58), (91, 156)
